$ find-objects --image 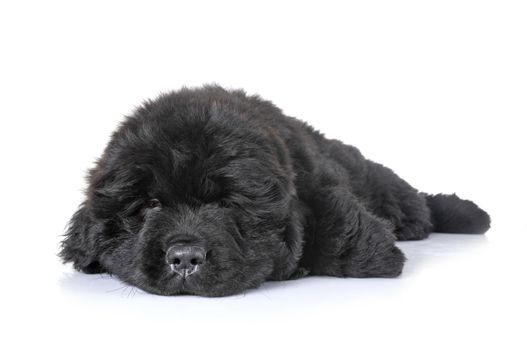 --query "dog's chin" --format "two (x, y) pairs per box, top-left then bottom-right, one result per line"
(131, 276), (196, 296)
(130, 272), (223, 297)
